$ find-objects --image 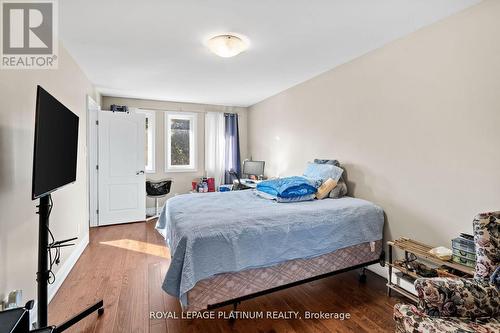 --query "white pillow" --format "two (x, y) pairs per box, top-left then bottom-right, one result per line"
(303, 162), (344, 182)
